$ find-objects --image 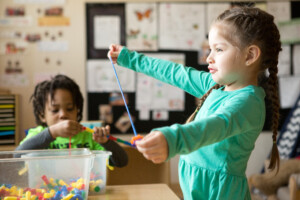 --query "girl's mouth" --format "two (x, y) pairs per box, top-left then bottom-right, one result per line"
(208, 67), (217, 74)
